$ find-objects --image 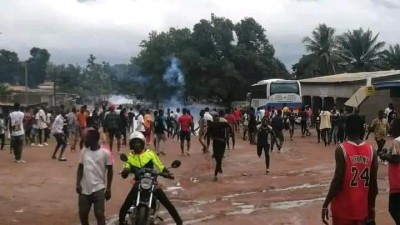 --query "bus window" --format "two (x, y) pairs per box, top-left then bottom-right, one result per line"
(270, 82), (299, 95)
(251, 85), (267, 98)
